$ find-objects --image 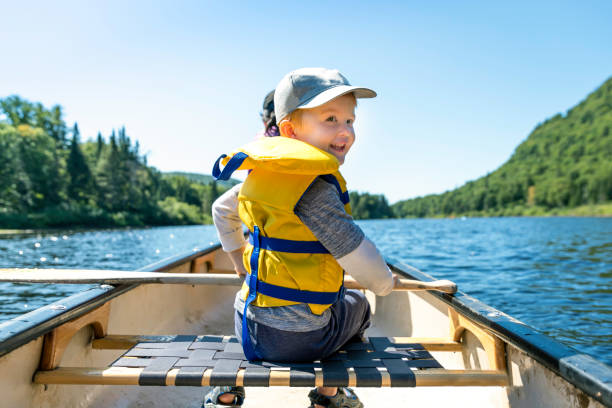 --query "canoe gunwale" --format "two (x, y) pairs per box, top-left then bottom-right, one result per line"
(388, 260), (612, 407)
(0, 244), (220, 359)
